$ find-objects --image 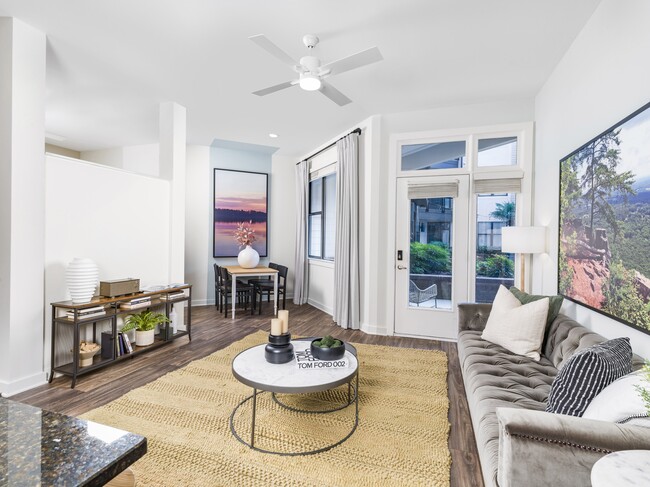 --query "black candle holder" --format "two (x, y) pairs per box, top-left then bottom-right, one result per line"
(265, 333), (294, 364)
